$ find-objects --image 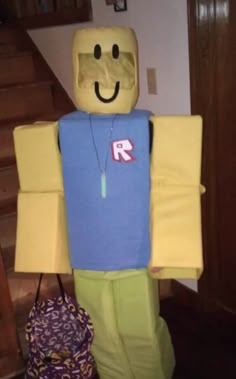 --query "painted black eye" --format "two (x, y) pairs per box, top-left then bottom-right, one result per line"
(94, 44), (101, 59)
(112, 44), (119, 59)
